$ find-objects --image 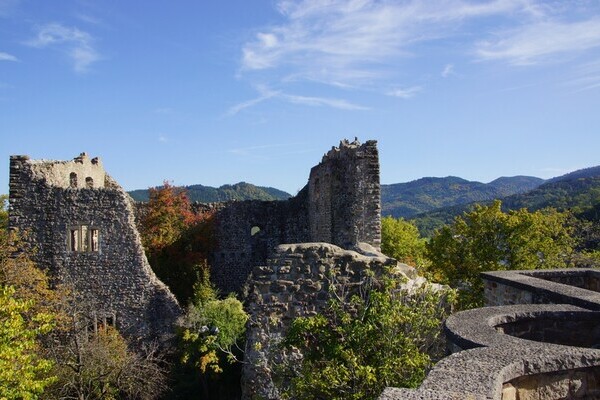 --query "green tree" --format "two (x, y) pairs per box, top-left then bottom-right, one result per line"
(427, 200), (575, 308)
(381, 216), (428, 269)
(178, 270), (248, 398)
(280, 273), (454, 400)
(0, 285), (55, 398)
